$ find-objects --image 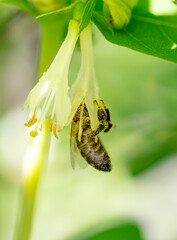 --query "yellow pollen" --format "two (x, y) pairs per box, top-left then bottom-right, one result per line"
(49, 118), (53, 132)
(94, 136), (98, 143)
(24, 113), (37, 127)
(78, 127), (83, 142)
(53, 123), (59, 139)
(30, 130), (39, 138)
